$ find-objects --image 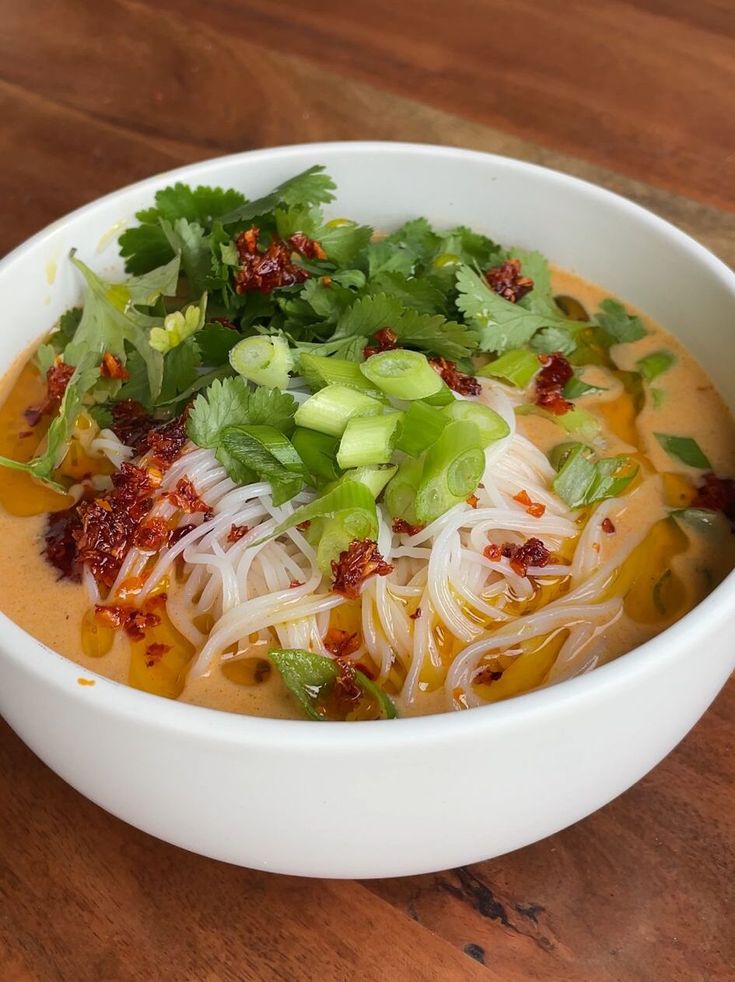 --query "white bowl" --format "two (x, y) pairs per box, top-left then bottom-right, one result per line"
(1, 142), (734, 878)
